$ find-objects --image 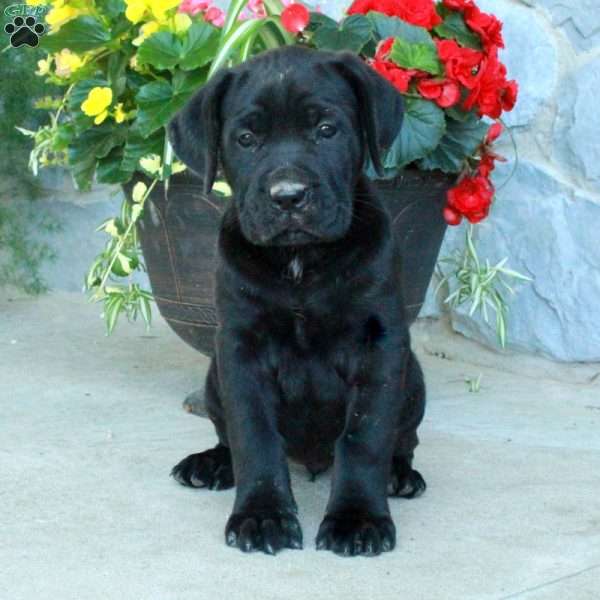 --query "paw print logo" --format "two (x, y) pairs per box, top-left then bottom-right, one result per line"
(4, 15), (46, 48)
